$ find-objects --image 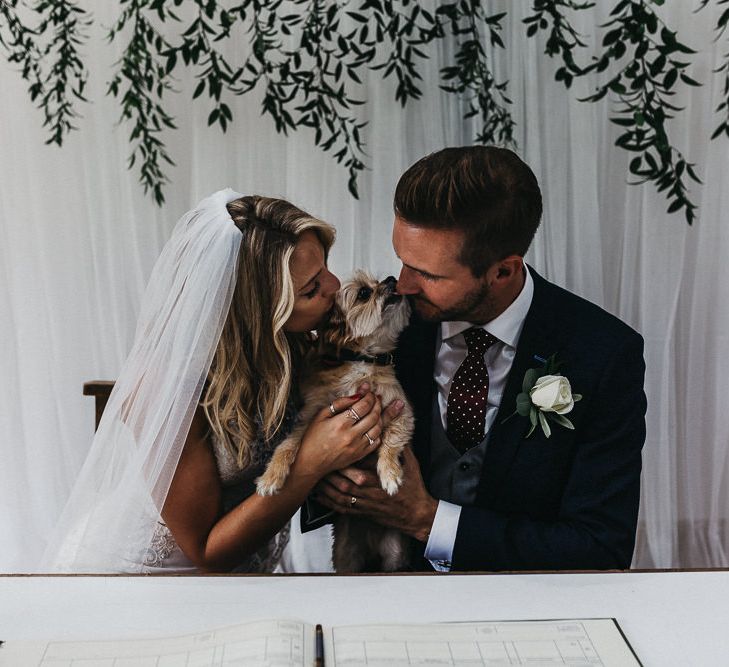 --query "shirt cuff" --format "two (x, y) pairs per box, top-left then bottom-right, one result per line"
(424, 500), (461, 572)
